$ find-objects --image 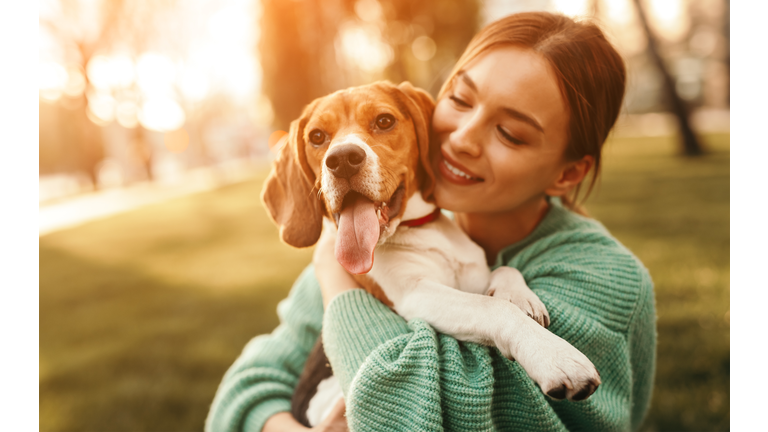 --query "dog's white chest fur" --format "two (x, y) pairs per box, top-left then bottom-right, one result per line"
(370, 213), (491, 299)
(369, 193), (491, 301)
